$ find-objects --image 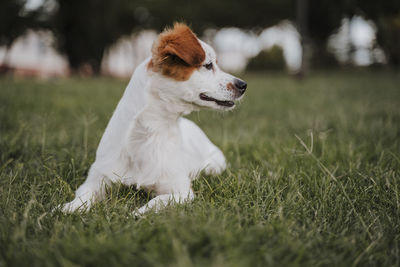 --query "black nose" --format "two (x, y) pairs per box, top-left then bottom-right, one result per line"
(234, 79), (247, 95)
